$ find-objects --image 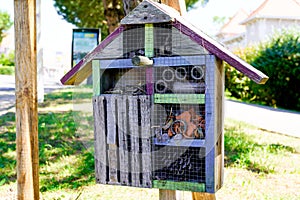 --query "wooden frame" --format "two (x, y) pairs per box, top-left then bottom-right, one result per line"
(92, 54), (223, 193)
